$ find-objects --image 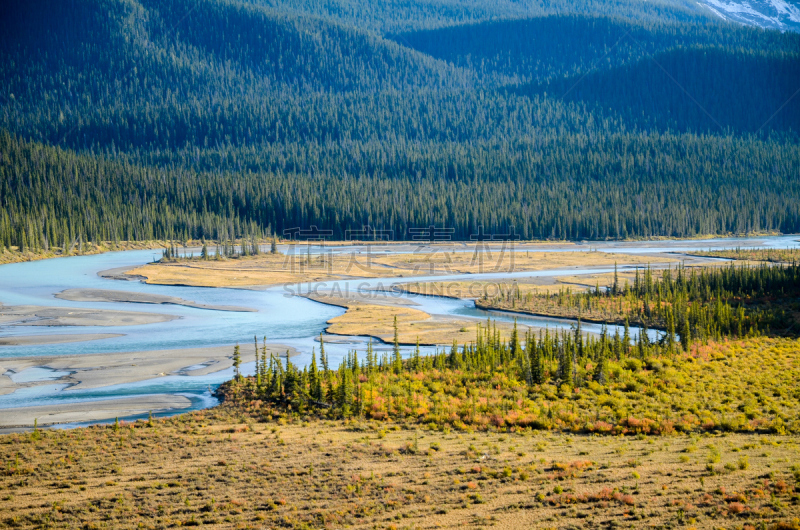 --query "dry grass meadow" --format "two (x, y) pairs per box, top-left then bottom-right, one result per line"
(309, 293), (520, 345)
(2, 408), (799, 530)
(127, 250), (670, 289)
